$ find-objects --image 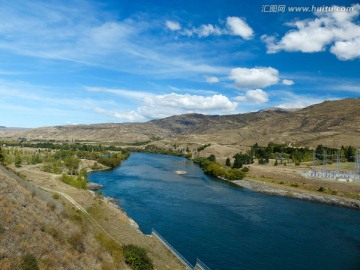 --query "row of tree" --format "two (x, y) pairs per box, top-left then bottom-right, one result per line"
(250, 143), (358, 164)
(193, 155), (248, 180)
